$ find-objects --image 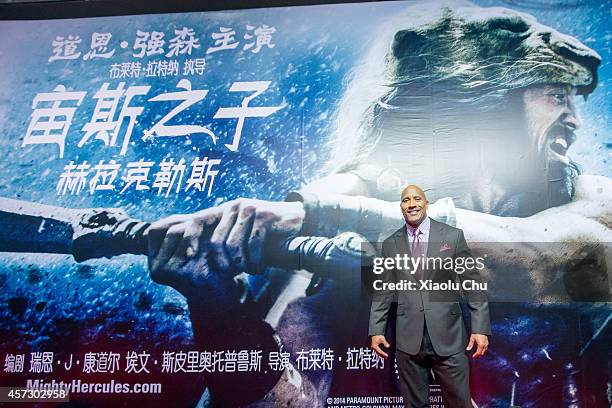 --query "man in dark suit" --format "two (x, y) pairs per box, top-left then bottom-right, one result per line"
(369, 185), (491, 408)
